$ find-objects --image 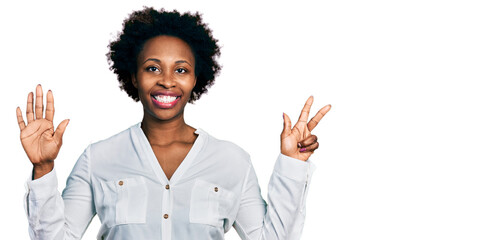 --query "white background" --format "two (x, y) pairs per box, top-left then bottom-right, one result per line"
(1, 0), (480, 239)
